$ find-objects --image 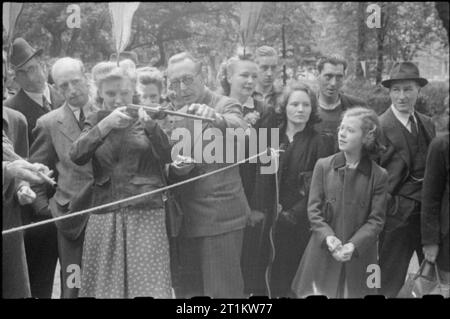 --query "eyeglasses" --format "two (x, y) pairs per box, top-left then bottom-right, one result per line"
(168, 71), (200, 91)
